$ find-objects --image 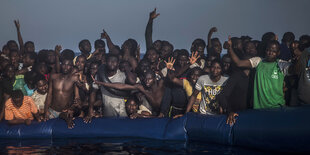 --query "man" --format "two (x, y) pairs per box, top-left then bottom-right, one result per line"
(5, 90), (40, 125)
(228, 36), (292, 109)
(44, 58), (80, 128)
